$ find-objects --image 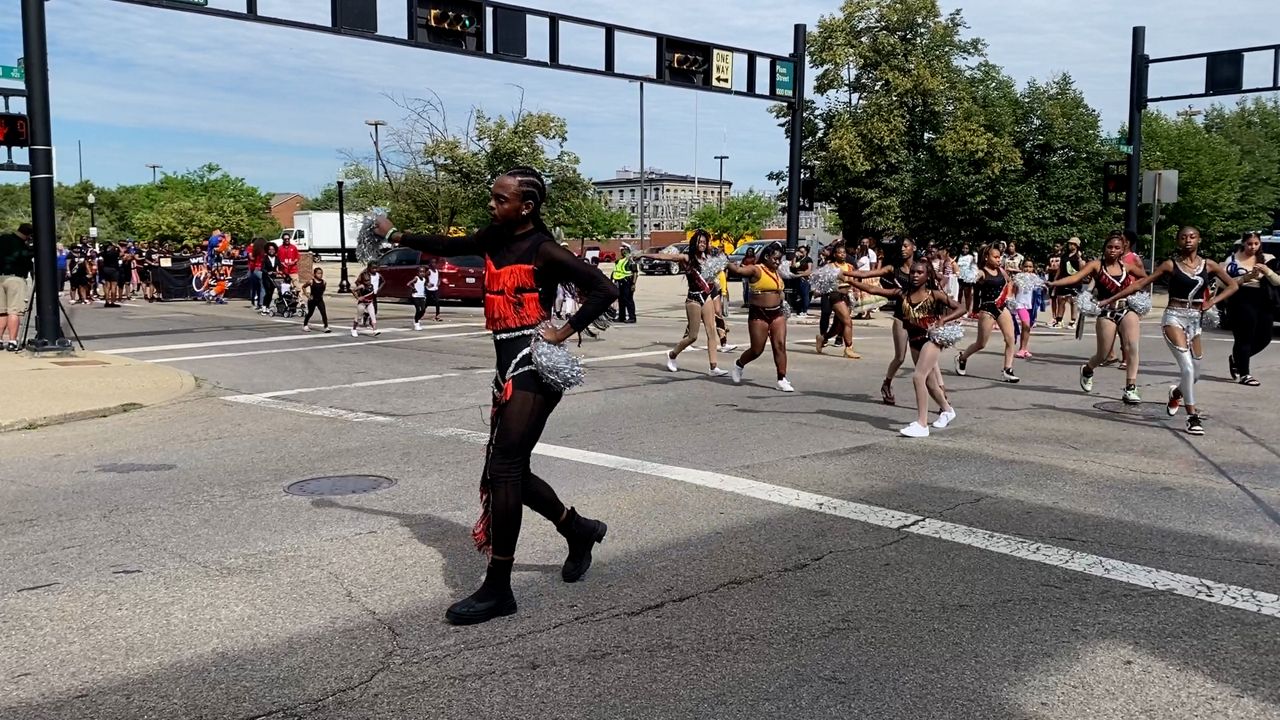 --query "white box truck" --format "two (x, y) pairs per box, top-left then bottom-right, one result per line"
(284, 211), (367, 259)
